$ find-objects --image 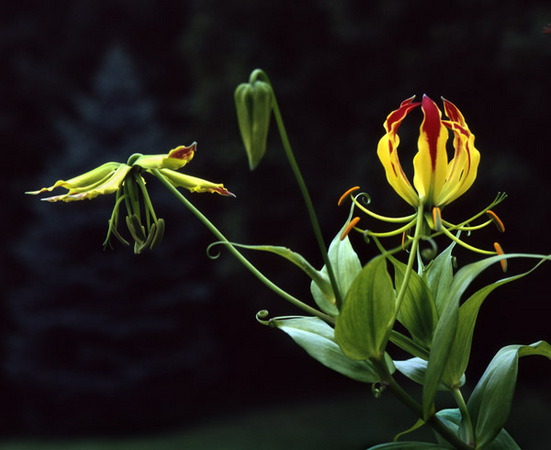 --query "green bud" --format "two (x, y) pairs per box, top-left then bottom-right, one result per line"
(149, 218), (165, 250)
(126, 214), (146, 244)
(234, 80), (273, 170)
(109, 223), (130, 247)
(136, 222), (156, 254)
